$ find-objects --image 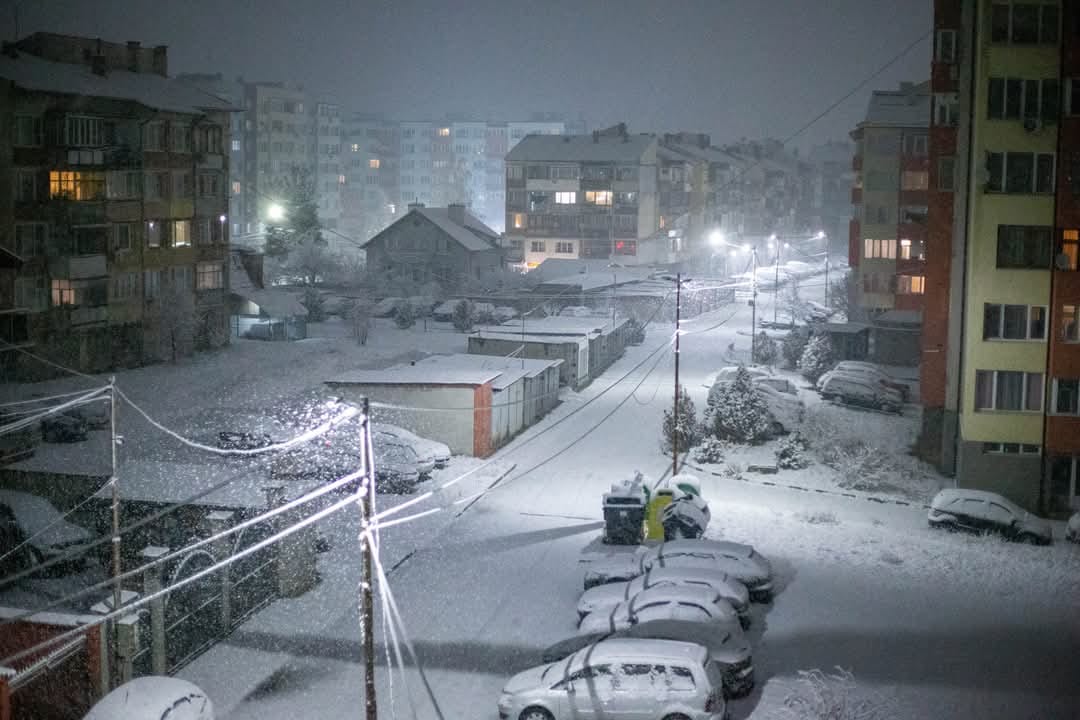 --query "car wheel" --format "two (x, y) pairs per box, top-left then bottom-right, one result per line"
(1017, 533), (1041, 546)
(519, 707), (553, 720)
(662, 715), (692, 720)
